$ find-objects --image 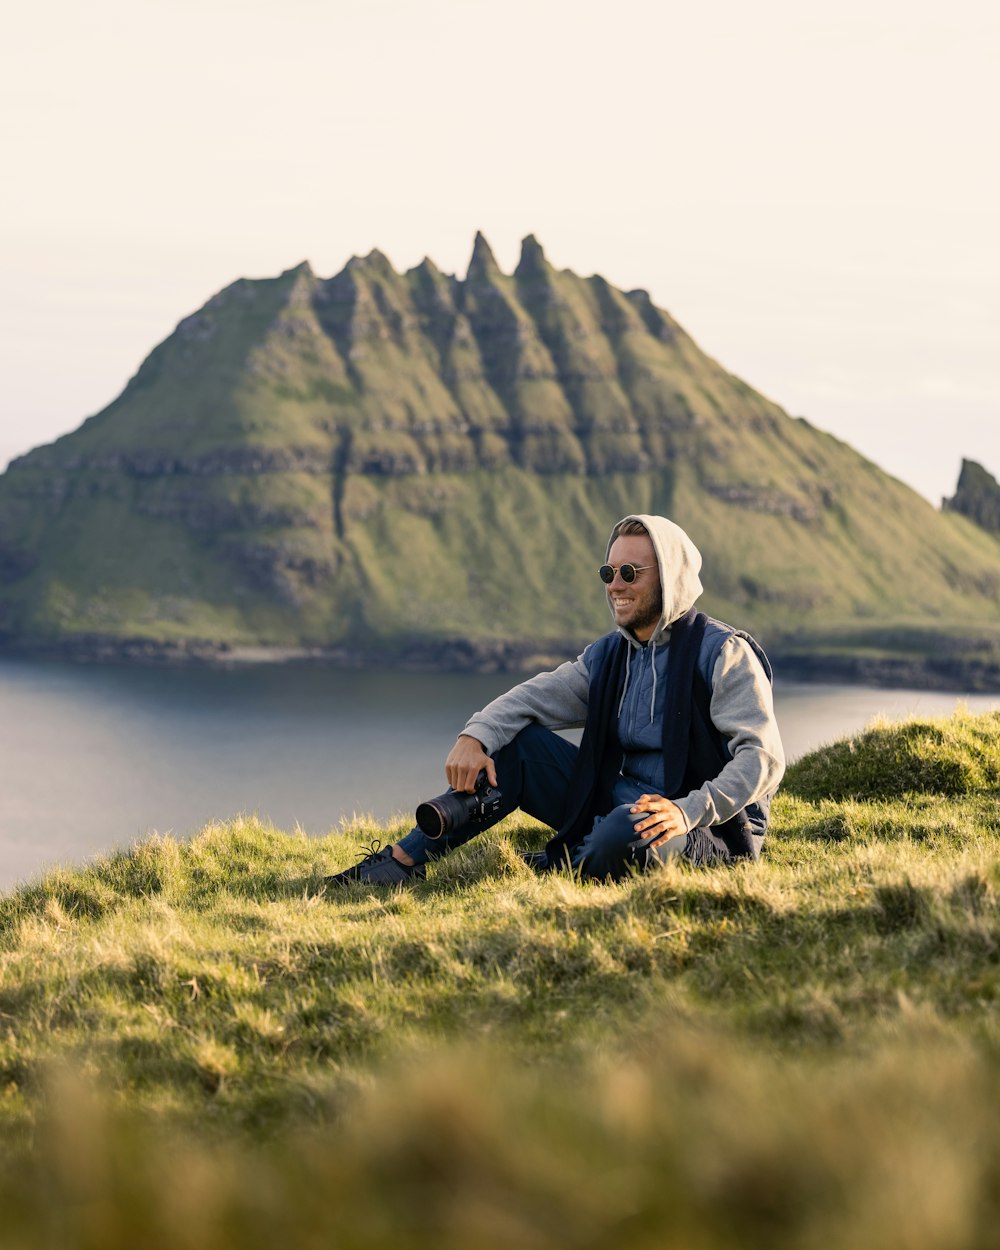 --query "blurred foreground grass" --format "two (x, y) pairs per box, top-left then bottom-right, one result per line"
(1, 709), (999, 1248)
